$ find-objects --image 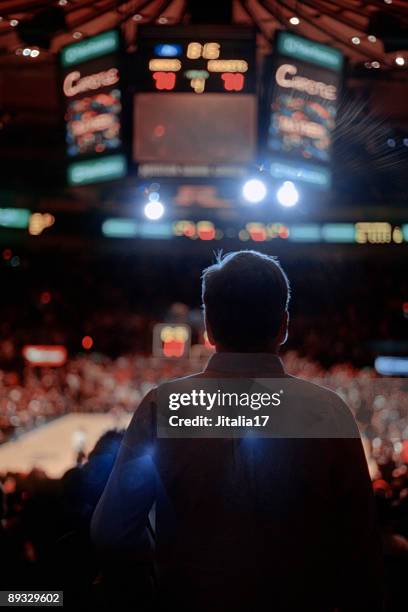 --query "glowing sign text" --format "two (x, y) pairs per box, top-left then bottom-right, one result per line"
(153, 72), (176, 90)
(355, 222), (392, 244)
(63, 68), (119, 97)
(277, 115), (327, 139)
(275, 63), (337, 100)
(71, 113), (116, 137)
(149, 58), (181, 72)
(187, 42), (220, 60)
(221, 73), (244, 91)
(207, 59), (248, 73)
